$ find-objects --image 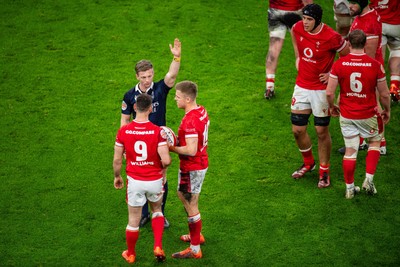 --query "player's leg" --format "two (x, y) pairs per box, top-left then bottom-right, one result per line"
(172, 192), (202, 259)
(140, 201), (150, 227)
(342, 136), (361, 199)
(375, 97), (387, 155)
(359, 116), (383, 195)
(162, 180), (169, 228)
(291, 112), (315, 178)
(265, 37), (284, 99)
(363, 140), (380, 195)
(122, 176), (147, 264)
(265, 8), (287, 99)
(339, 116), (363, 198)
(146, 178), (166, 262)
(314, 119), (331, 188)
(383, 23), (400, 101)
(123, 206), (142, 264)
(172, 170), (206, 259)
(149, 197), (166, 261)
(388, 49), (400, 101)
(291, 86), (316, 178)
(310, 90), (332, 188)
